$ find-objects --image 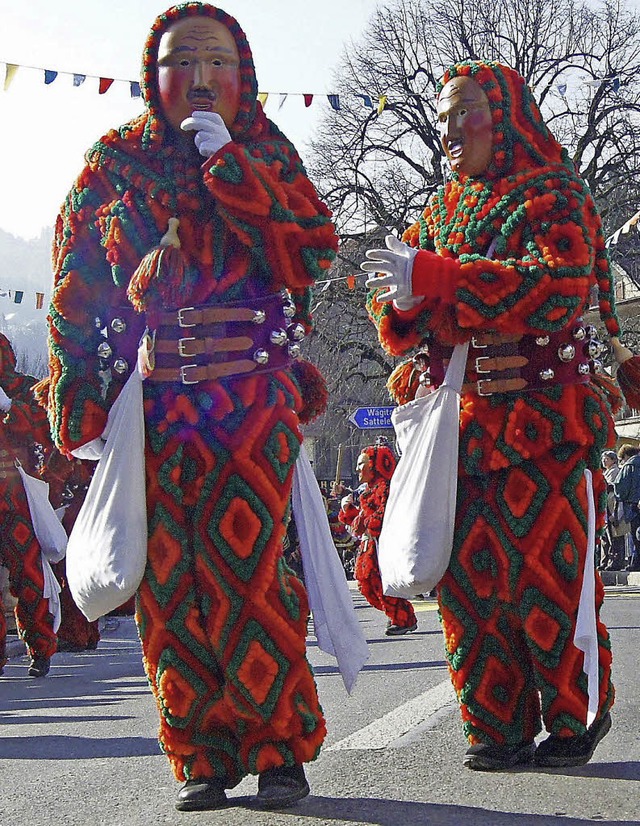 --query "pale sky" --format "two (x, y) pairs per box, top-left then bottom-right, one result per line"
(0, 0), (378, 240)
